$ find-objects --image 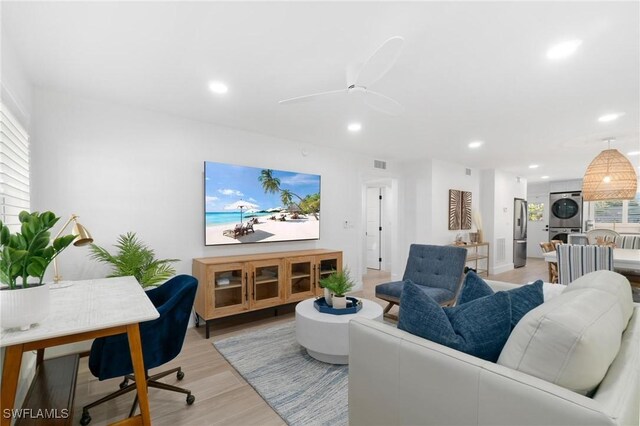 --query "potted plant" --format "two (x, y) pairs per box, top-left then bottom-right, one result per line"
(88, 232), (179, 288)
(0, 211), (76, 330)
(319, 268), (355, 309)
